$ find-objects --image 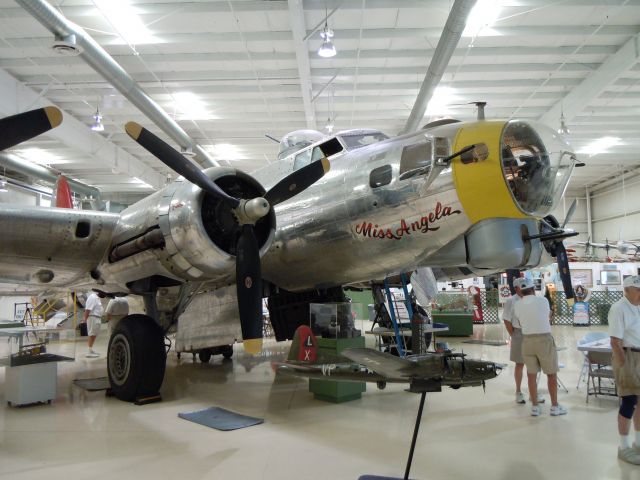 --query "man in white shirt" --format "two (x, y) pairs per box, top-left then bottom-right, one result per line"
(502, 278), (526, 404)
(609, 275), (640, 465)
(514, 278), (567, 417)
(82, 290), (105, 358)
(105, 296), (129, 332)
